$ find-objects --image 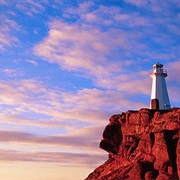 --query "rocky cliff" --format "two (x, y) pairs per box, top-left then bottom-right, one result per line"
(86, 108), (180, 180)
